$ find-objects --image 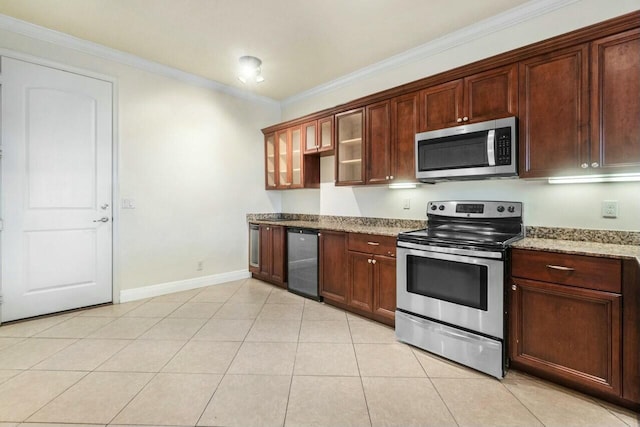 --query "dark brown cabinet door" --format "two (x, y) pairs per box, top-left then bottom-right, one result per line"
(372, 255), (396, 323)
(518, 44), (590, 178)
(259, 225), (272, 278)
(366, 100), (391, 184)
(270, 225), (286, 287)
(510, 278), (621, 396)
(591, 29), (640, 173)
(465, 64), (518, 123)
(348, 251), (373, 312)
(419, 79), (463, 131)
(319, 231), (348, 304)
(390, 92), (419, 182)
